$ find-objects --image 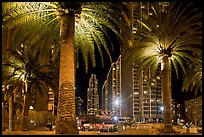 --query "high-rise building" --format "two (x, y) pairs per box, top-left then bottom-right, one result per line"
(76, 96), (84, 116)
(102, 56), (121, 116)
(102, 80), (108, 112)
(132, 65), (162, 122)
(120, 2), (169, 121)
(184, 96), (202, 127)
(87, 74), (99, 115)
(172, 99), (185, 124)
